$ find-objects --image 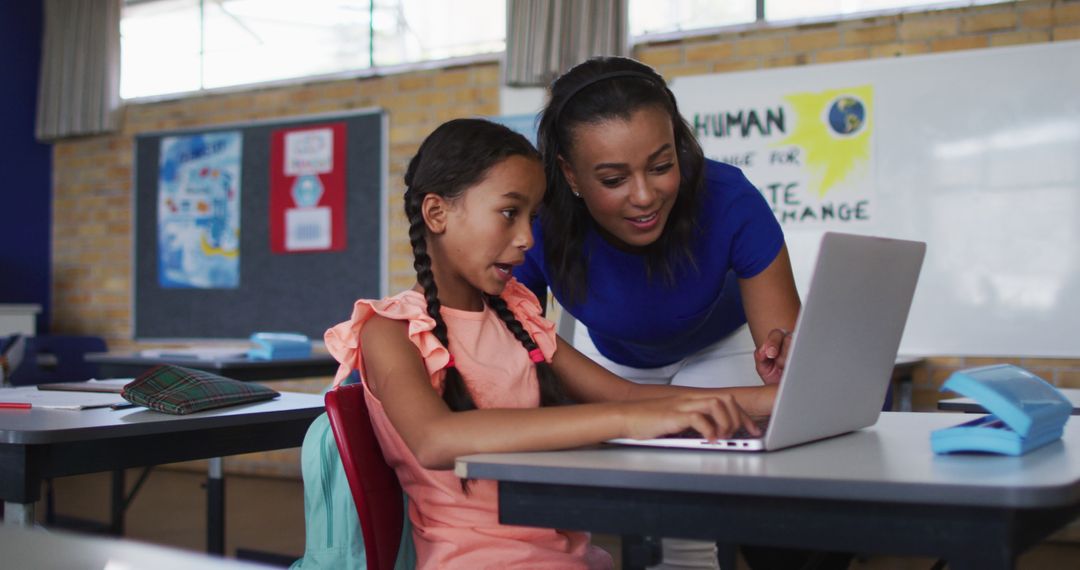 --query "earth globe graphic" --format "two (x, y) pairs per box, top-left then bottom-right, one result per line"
(827, 96), (865, 135)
